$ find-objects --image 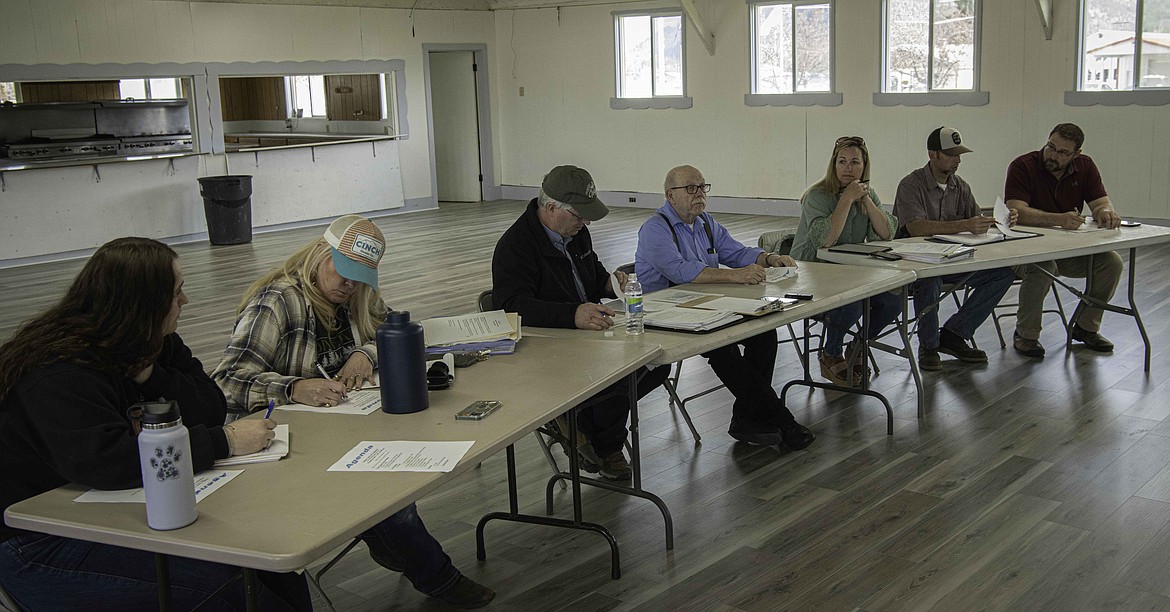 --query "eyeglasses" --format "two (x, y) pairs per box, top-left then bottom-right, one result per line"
(1043, 142), (1077, 158)
(836, 136), (865, 147)
(564, 207), (587, 222)
(668, 183), (712, 195)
